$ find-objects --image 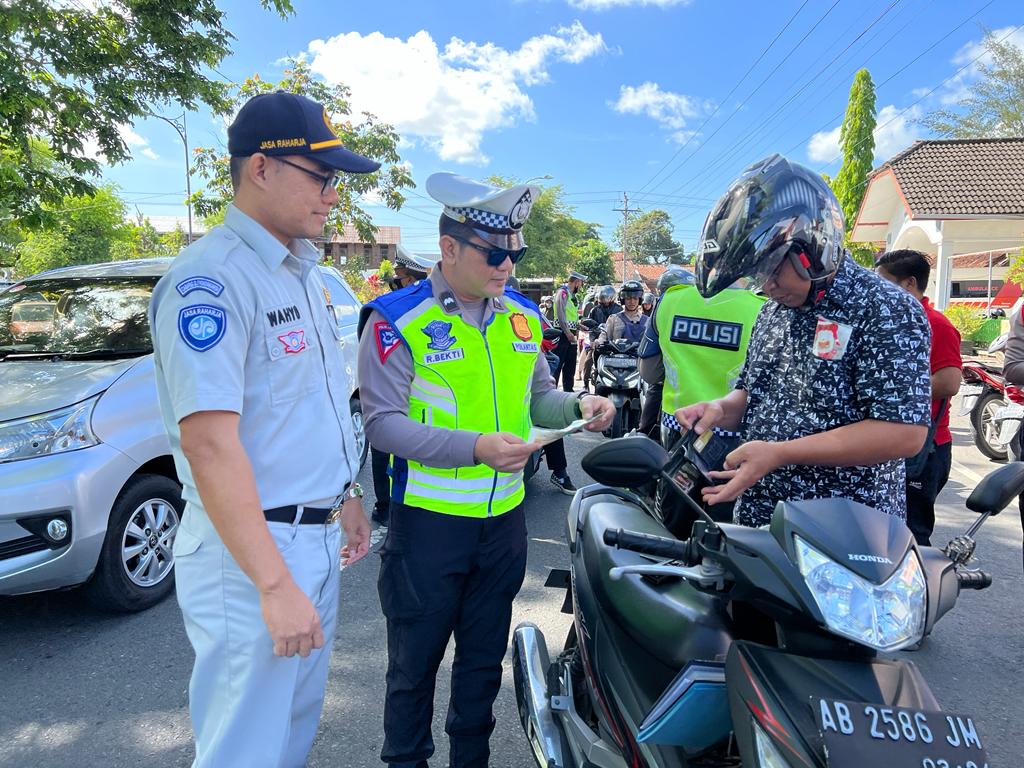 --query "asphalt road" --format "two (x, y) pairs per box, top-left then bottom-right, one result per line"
(1, 413), (1022, 768)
